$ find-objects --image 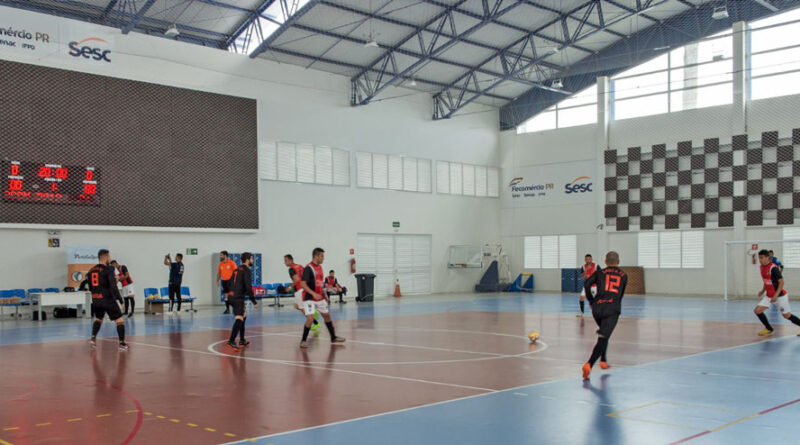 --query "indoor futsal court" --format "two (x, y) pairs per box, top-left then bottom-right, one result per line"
(2, 0), (800, 444)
